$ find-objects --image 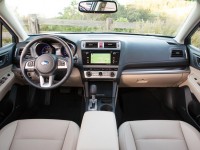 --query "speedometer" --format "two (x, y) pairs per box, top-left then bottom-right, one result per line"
(61, 43), (76, 57)
(42, 45), (53, 54)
